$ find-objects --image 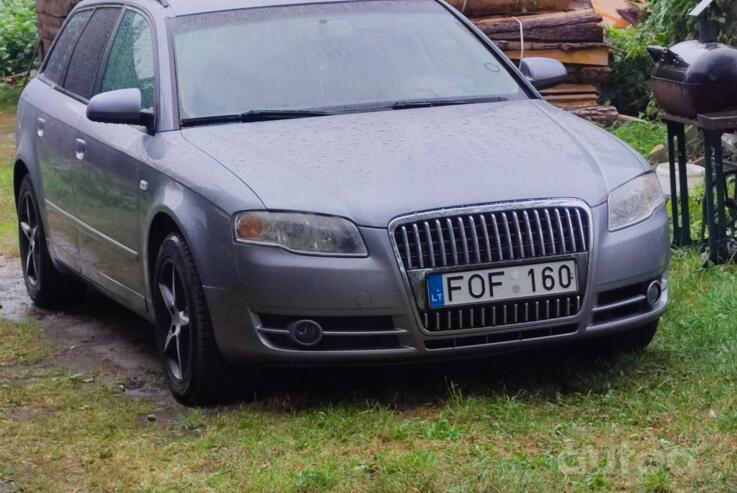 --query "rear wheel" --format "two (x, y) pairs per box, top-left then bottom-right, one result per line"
(153, 233), (228, 406)
(17, 176), (85, 308)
